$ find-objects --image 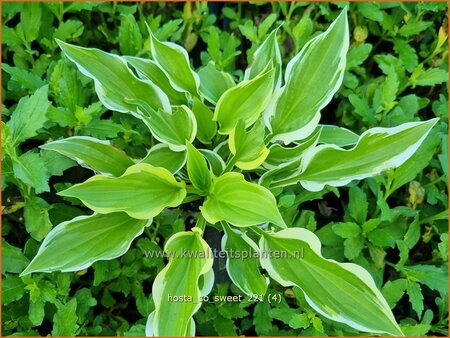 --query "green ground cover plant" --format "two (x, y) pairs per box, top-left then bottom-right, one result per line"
(2, 1), (448, 336)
